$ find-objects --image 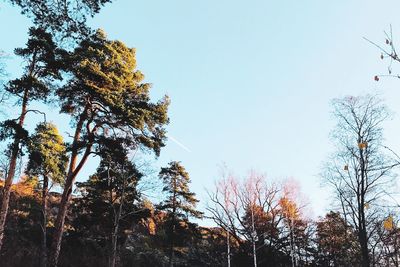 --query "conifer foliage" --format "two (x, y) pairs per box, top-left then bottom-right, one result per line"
(159, 161), (203, 266)
(3, 1), (400, 267)
(0, 27), (63, 251)
(50, 30), (169, 266)
(26, 122), (67, 267)
(75, 141), (144, 267)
